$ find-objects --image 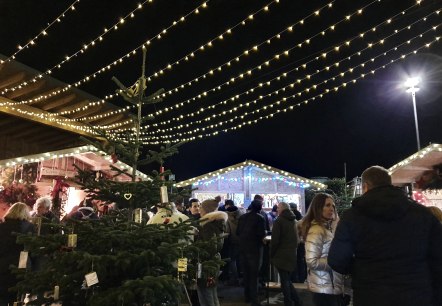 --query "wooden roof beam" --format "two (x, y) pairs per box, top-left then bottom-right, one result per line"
(6, 79), (46, 100)
(0, 72), (26, 90)
(56, 99), (90, 114)
(68, 104), (104, 119)
(27, 86), (63, 105)
(41, 93), (76, 111)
